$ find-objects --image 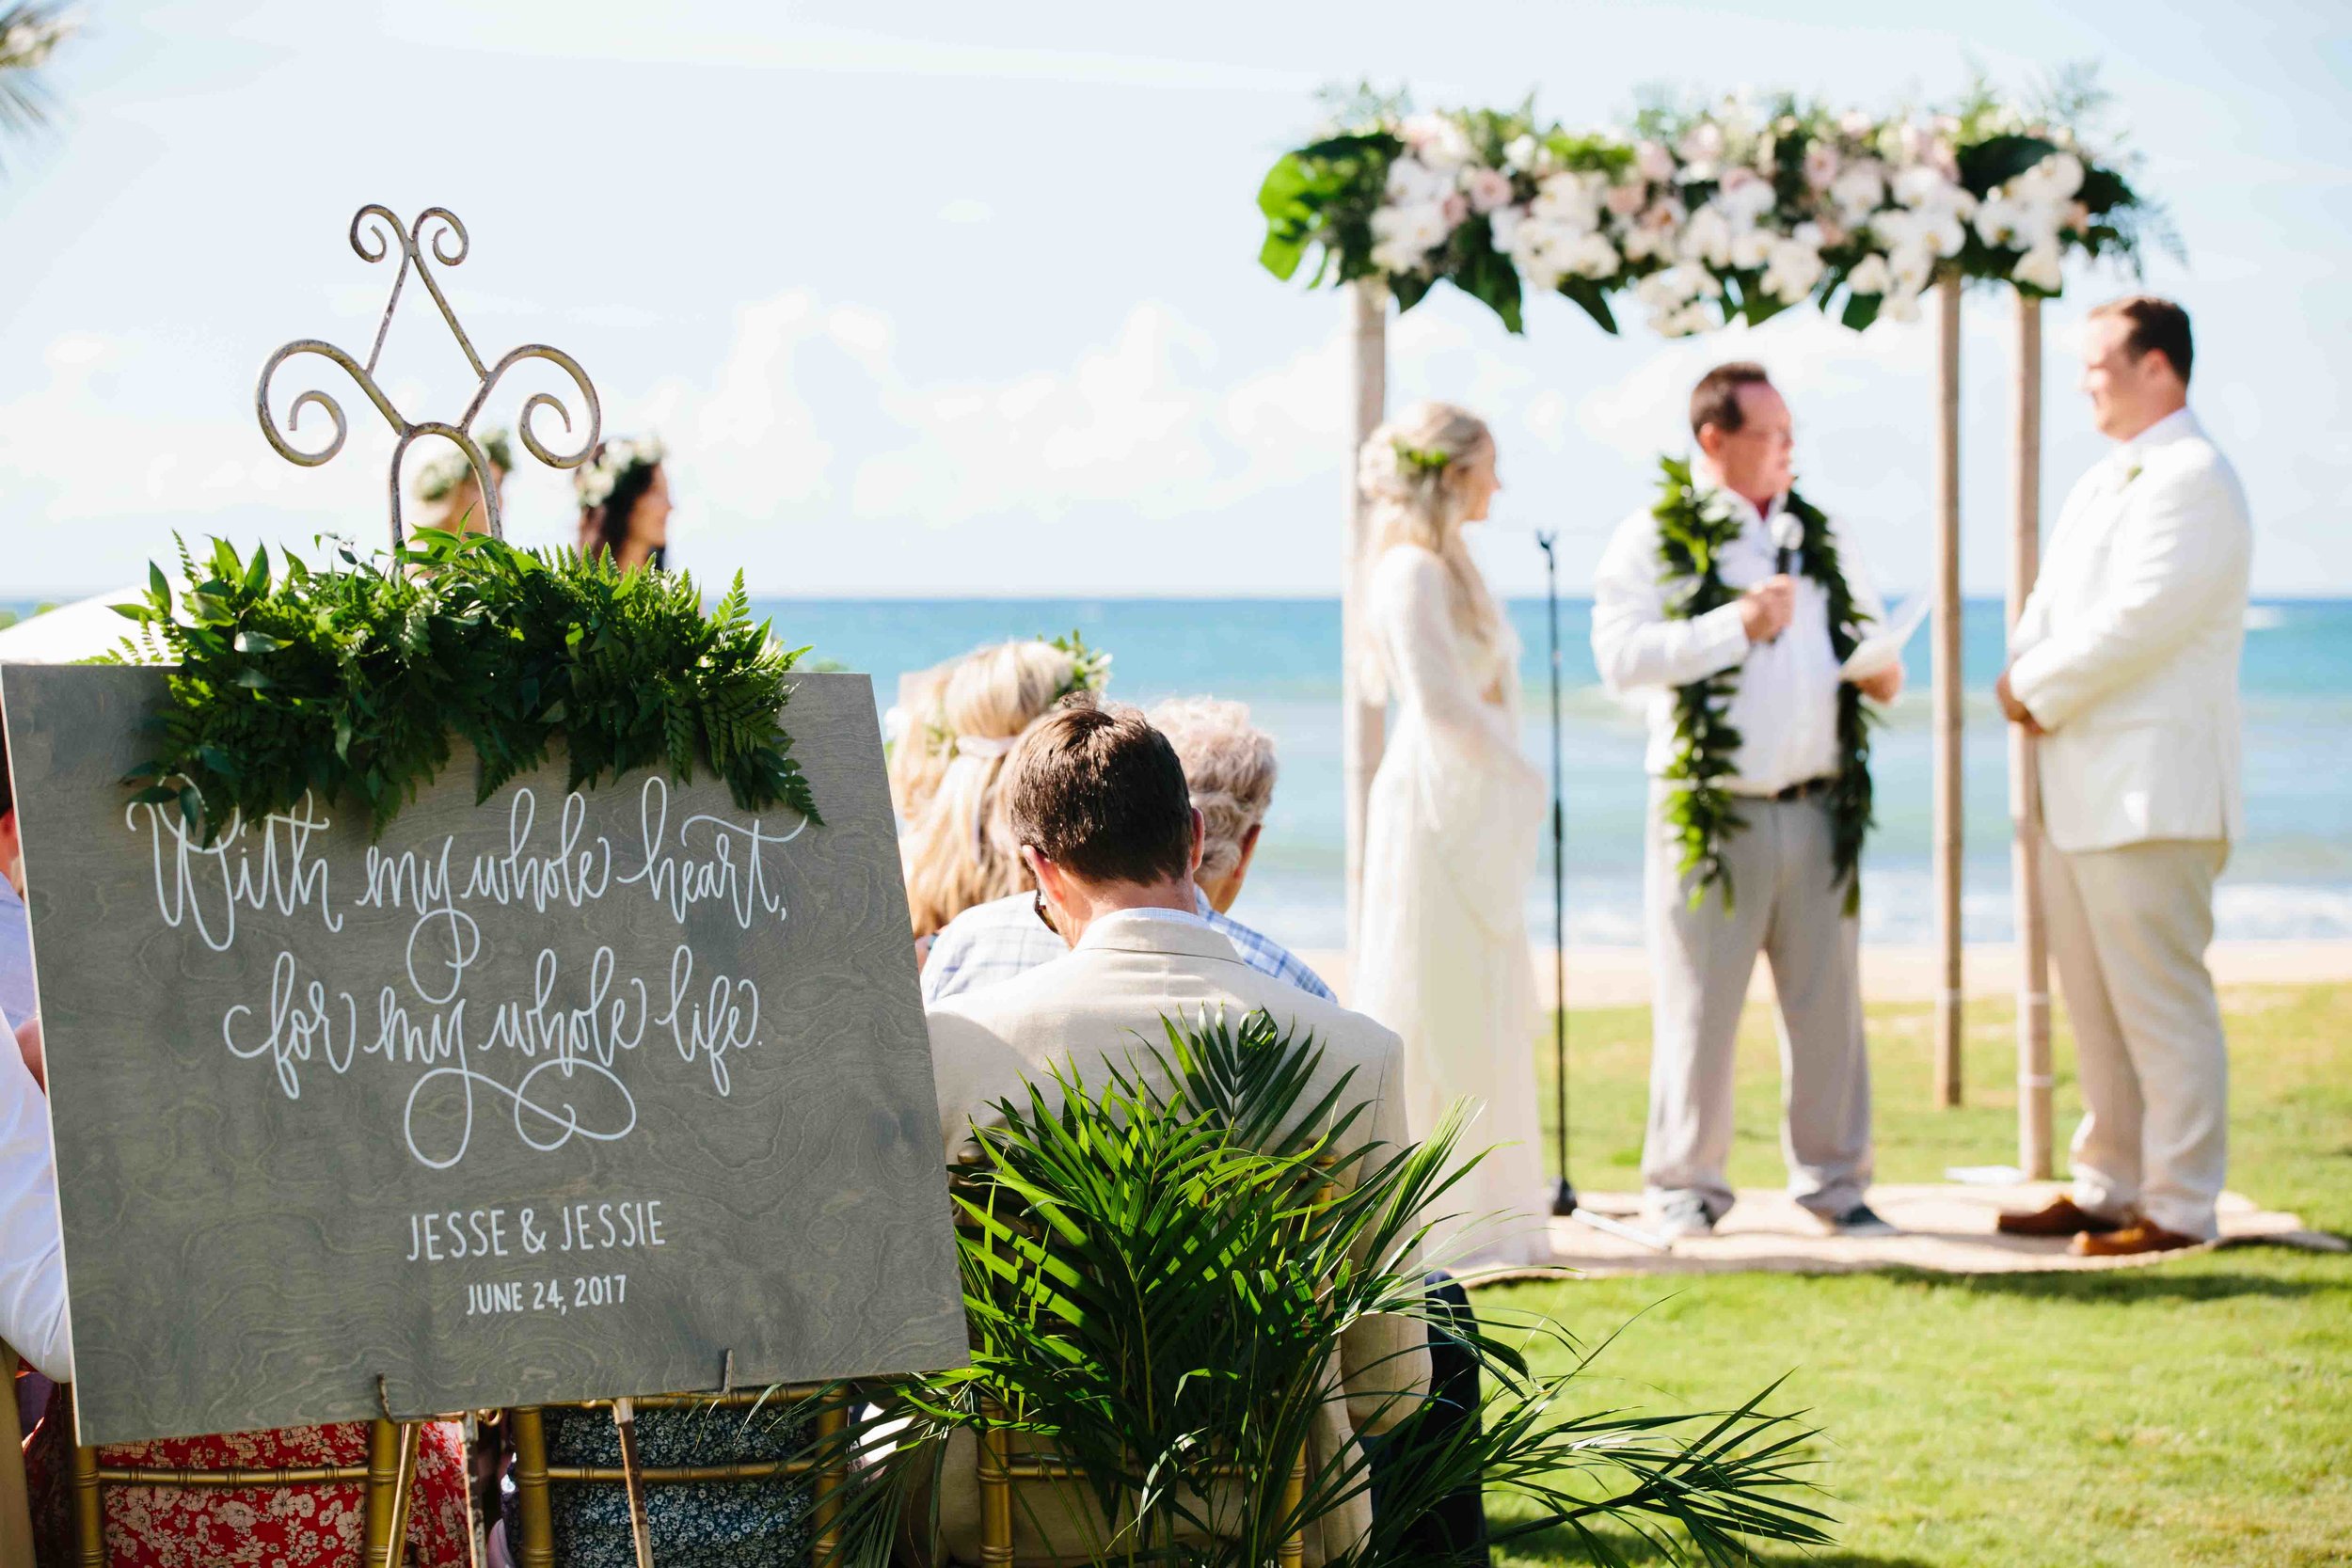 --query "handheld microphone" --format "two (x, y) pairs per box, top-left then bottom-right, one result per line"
(1771, 513), (1804, 578)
